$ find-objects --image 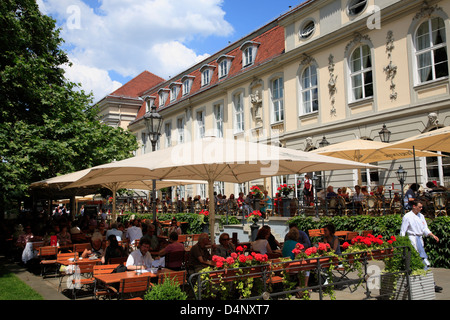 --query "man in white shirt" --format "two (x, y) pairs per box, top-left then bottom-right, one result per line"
(400, 200), (442, 292)
(126, 220), (143, 246)
(126, 238), (153, 271)
(106, 223), (123, 241)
